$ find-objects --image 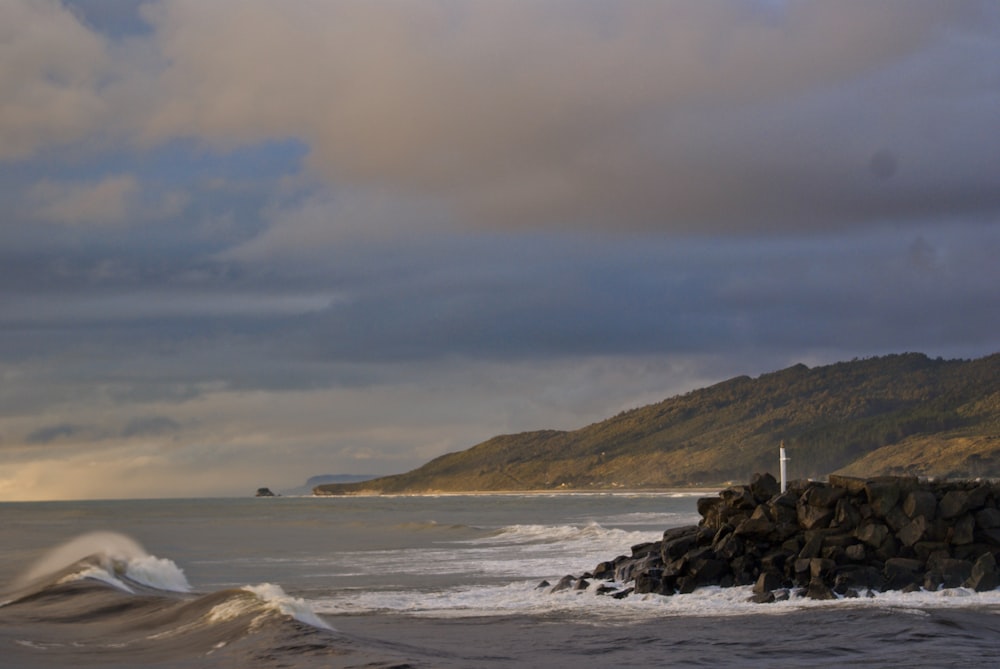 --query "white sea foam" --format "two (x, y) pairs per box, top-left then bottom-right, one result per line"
(20, 531), (191, 593)
(241, 583), (334, 631)
(124, 555), (191, 593)
(60, 565), (134, 593)
(314, 580), (1000, 621)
